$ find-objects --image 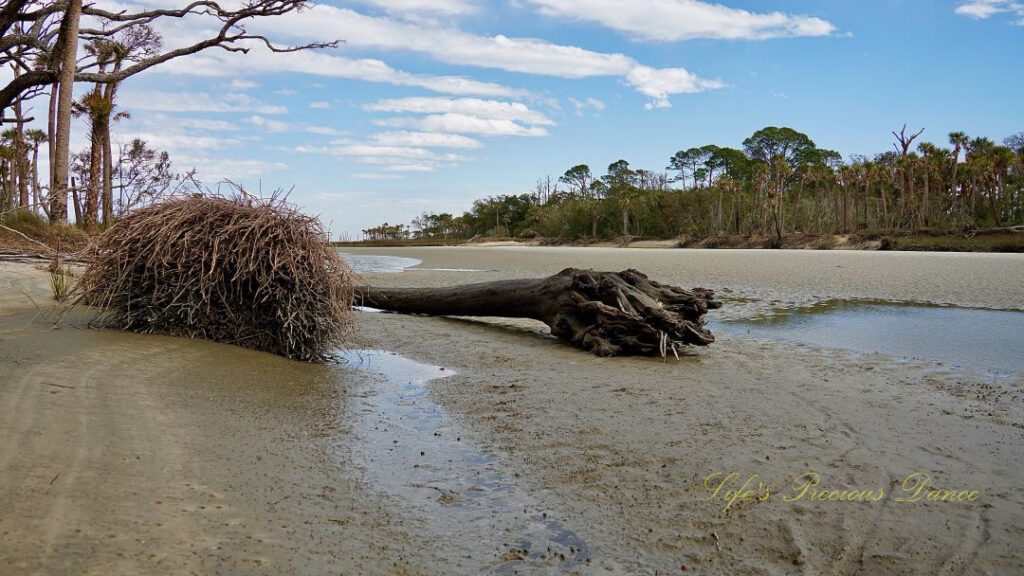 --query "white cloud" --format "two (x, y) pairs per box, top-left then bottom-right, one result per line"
(120, 89), (288, 114)
(248, 115), (290, 133)
(347, 0), (477, 16)
(364, 97), (554, 125)
(351, 173), (404, 180)
(160, 49), (523, 98)
(116, 131), (250, 151)
(383, 163), (438, 172)
(187, 158), (289, 180)
(293, 142), (466, 173)
(568, 96), (605, 115)
(525, 0), (836, 41)
(309, 101), (332, 109)
(371, 131), (484, 149)
(247, 5), (720, 107)
(625, 66), (725, 109)
(379, 114), (549, 137)
(228, 79), (259, 90)
(955, 0), (1024, 23)
(305, 125), (345, 136)
(138, 114), (240, 132)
